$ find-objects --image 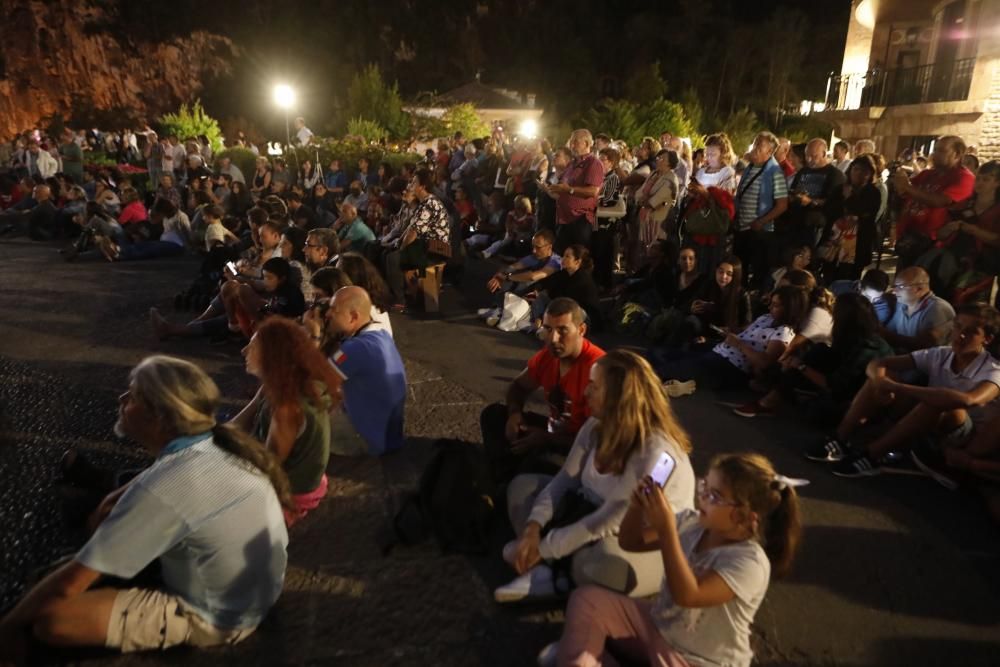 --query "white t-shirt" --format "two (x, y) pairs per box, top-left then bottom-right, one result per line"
(713, 315), (795, 374)
(204, 222), (237, 251)
(297, 126), (314, 146)
(798, 306), (833, 345)
(651, 509), (770, 667)
(911, 346), (1000, 425)
(369, 306), (393, 337)
(695, 166), (737, 193)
